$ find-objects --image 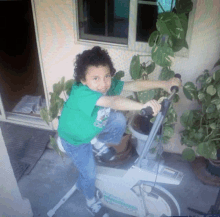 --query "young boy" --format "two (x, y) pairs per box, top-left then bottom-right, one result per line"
(57, 46), (181, 217)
